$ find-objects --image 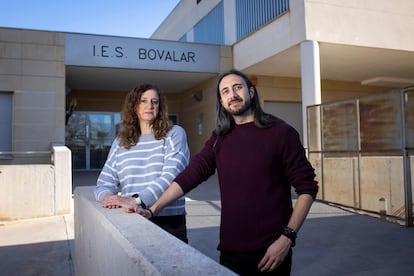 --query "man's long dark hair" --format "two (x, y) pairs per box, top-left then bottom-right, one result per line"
(215, 69), (283, 135)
